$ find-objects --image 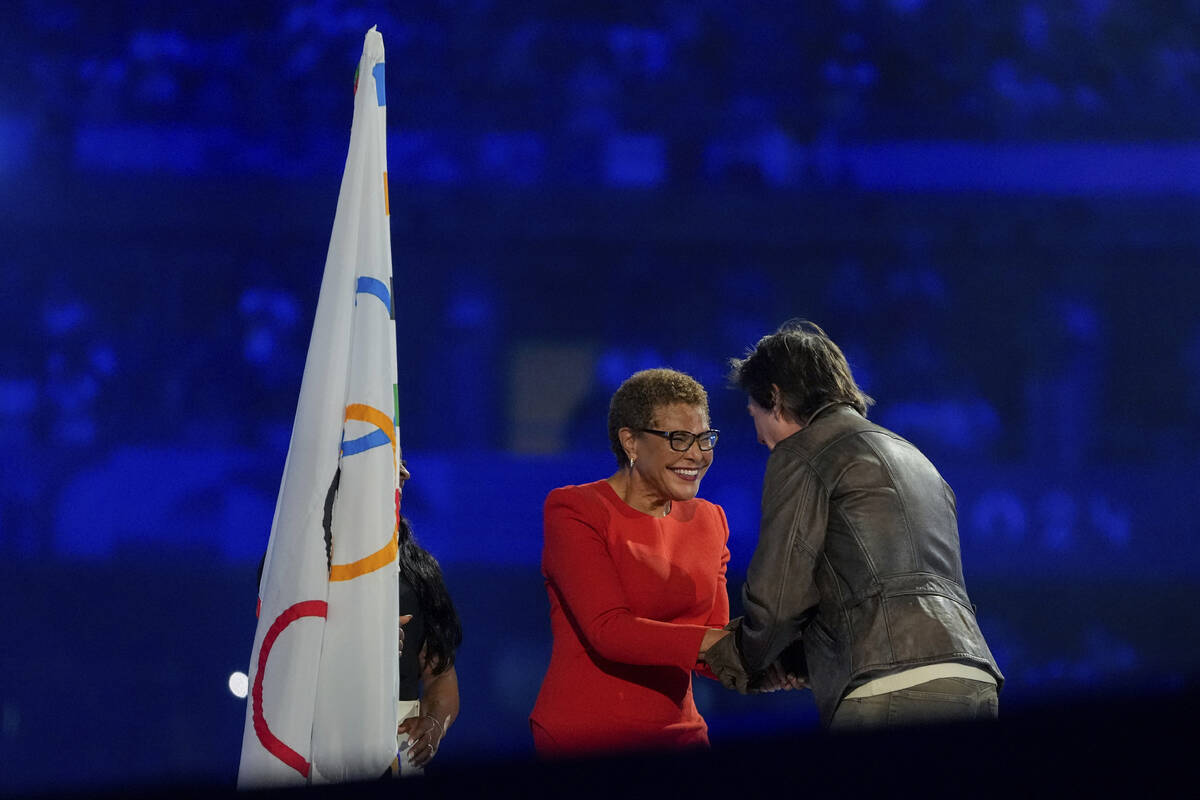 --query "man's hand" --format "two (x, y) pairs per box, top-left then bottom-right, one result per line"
(751, 660), (806, 693)
(702, 618), (754, 694)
